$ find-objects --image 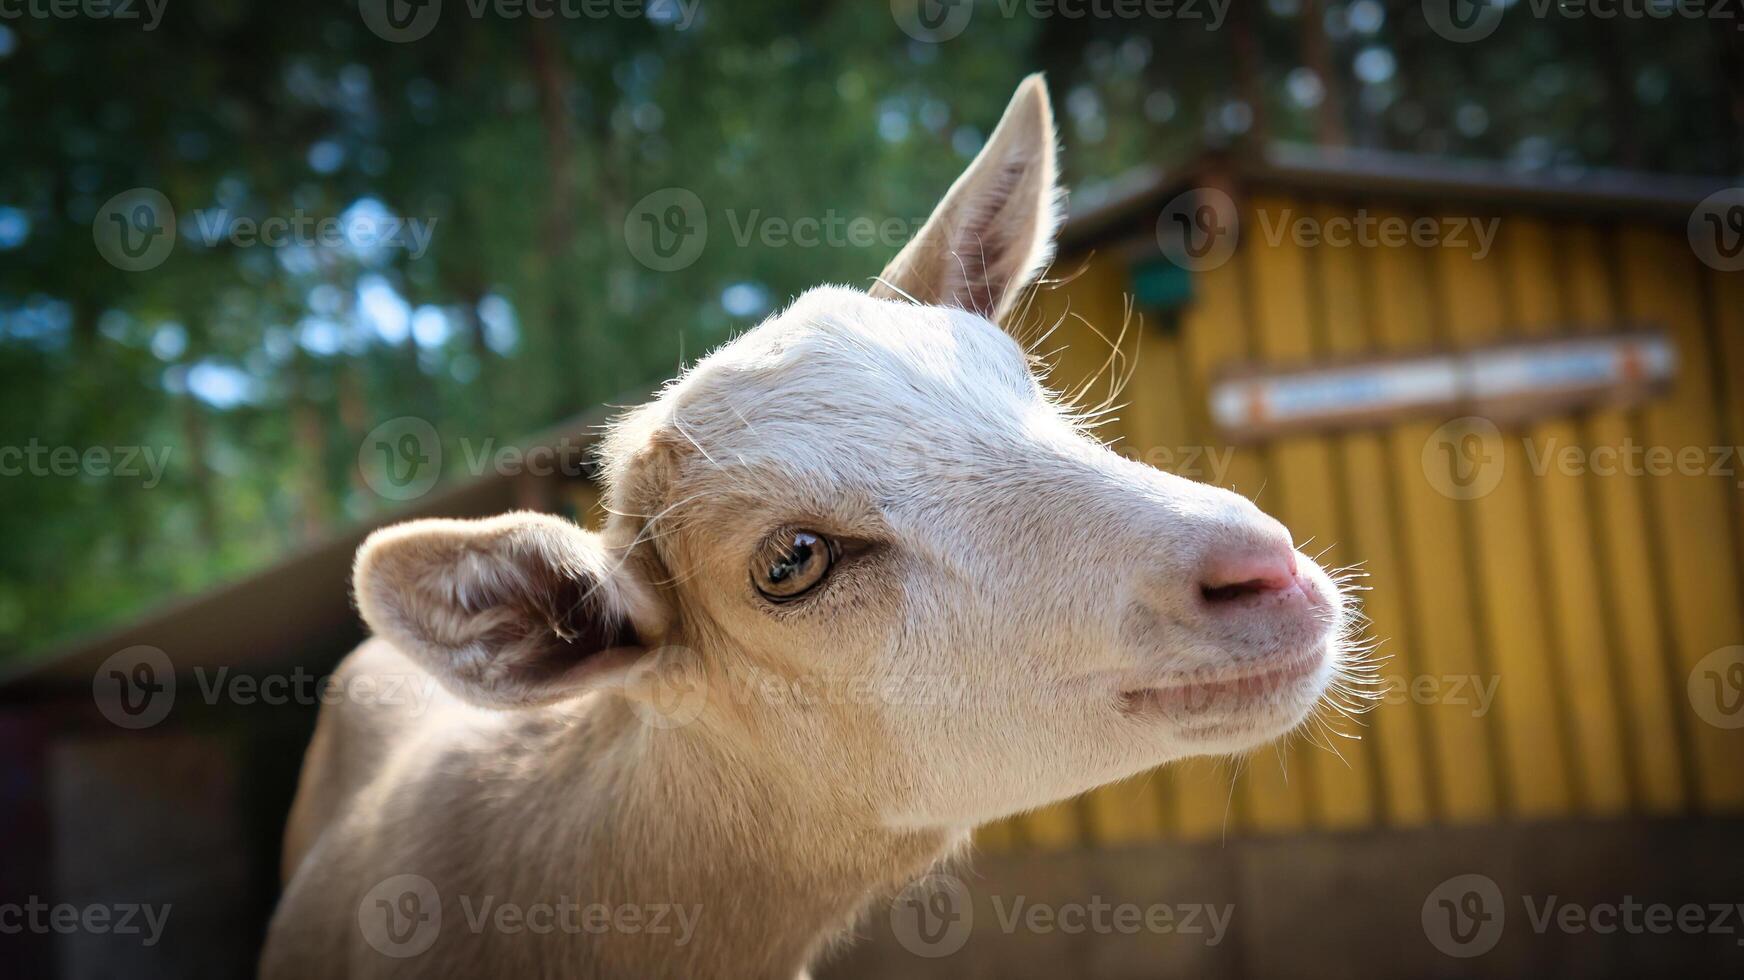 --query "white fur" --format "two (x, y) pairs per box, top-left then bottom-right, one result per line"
(261, 75), (1355, 980)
